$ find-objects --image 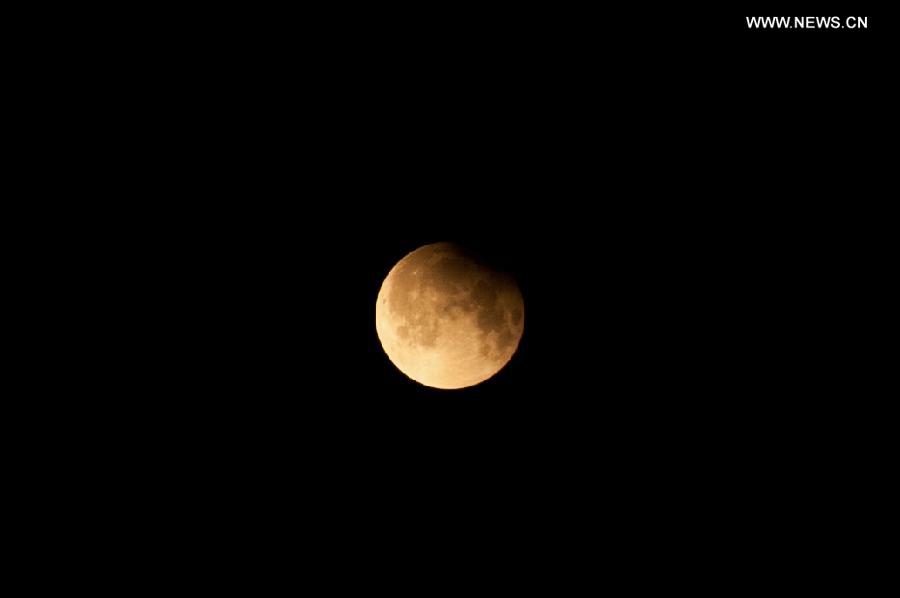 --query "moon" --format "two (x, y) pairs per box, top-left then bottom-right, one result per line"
(376, 242), (524, 389)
